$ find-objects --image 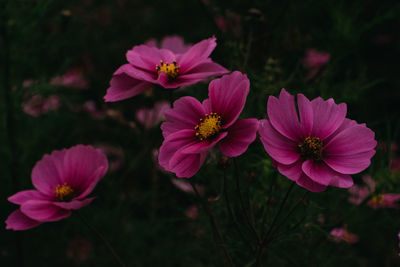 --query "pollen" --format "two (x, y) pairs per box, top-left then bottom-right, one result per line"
(55, 183), (74, 201)
(156, 60), (180, 80)
(371, 194), (384, 204)
(195, 113), (222, 141)
(298, 137), (323, 161)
